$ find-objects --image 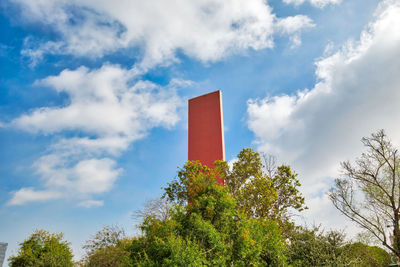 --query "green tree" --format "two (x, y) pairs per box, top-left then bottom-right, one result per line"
(8, 229), (74, 267)
(287, 226), (354, 266)
(165, 148), (306, 232)
(225, 148), (306, 232)
(224, 149), (276, 219)
(344, 242), (391, 267)
(287, 226), (392, 267)
(329, 130), (400, 260)
(132, 160), (287, 266)
(79, 225), (132, 267)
